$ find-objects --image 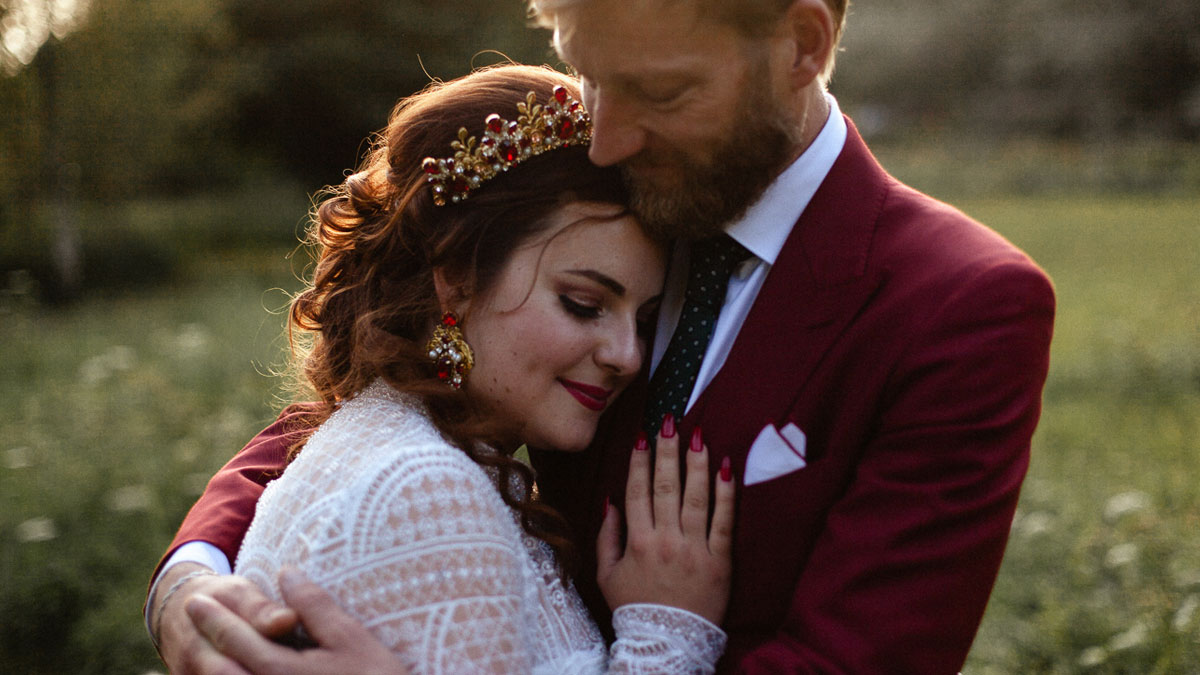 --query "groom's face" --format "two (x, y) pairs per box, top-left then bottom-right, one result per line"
(553, 0), (798, 240)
